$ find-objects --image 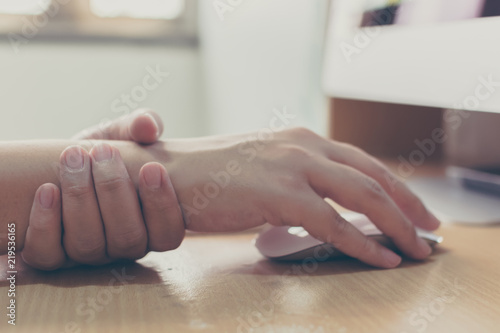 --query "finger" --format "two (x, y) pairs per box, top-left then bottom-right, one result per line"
(22, 184), (66, 270)
(129, 110), (164, 144)
(325, 142), (441, 231)
(291, 196), (402, 268)
(72, 109), (164, 144)
(307, 158), (432, 260)
(139, 163), (185, 252)
(60, 146), (108, 264)
(90, 143), (148, 260)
